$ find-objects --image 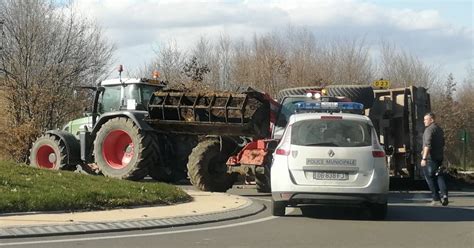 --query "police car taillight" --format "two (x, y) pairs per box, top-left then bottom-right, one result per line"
(275, 124), (292, 156)
(371, 125), (385, 157)
(372, 151), (385, 157)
